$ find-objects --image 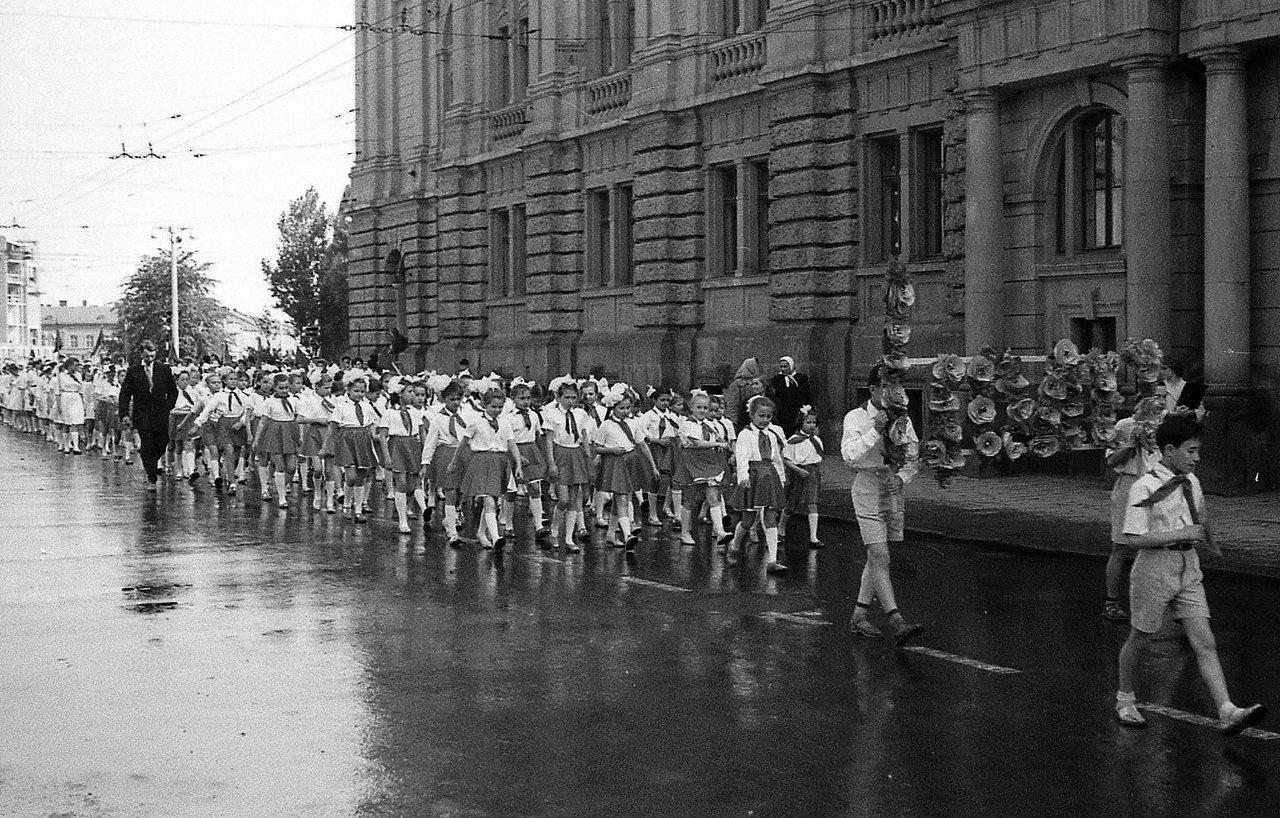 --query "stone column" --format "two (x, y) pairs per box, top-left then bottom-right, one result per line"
(962, 90), (1005, 352)
(1202, 47), (1251, 386)
(1120, 58), (1173, 344)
